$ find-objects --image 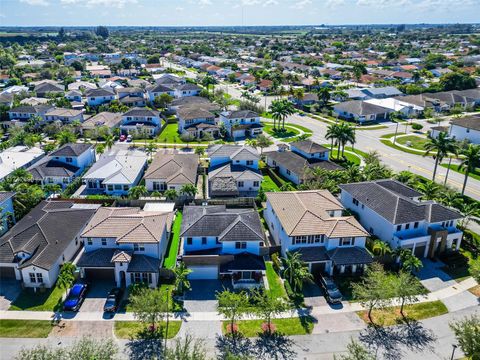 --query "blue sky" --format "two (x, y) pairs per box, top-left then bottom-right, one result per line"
(2, 0), (479, 27)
